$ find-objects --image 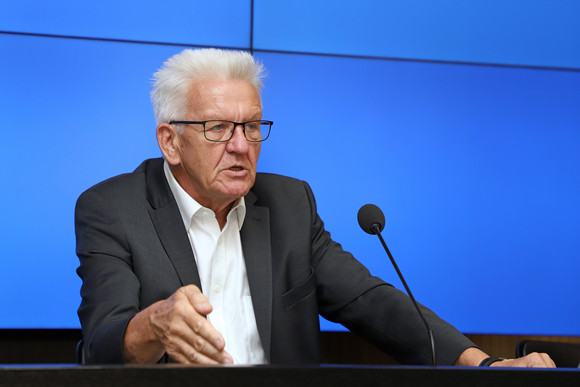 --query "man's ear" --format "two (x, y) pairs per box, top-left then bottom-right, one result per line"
(157, 123), (181, 165)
